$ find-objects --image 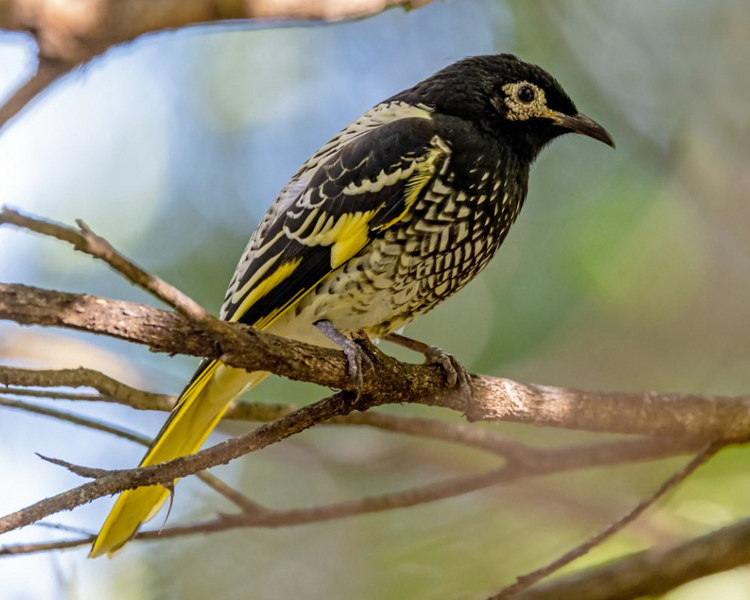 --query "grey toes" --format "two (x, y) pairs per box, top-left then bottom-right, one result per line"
(425, 346), (473, 416)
